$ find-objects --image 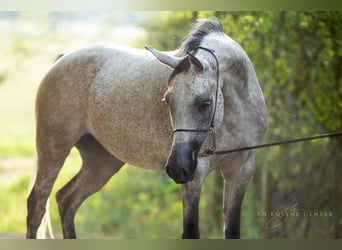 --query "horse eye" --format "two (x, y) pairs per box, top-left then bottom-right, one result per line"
(198, 100), (211, 112)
